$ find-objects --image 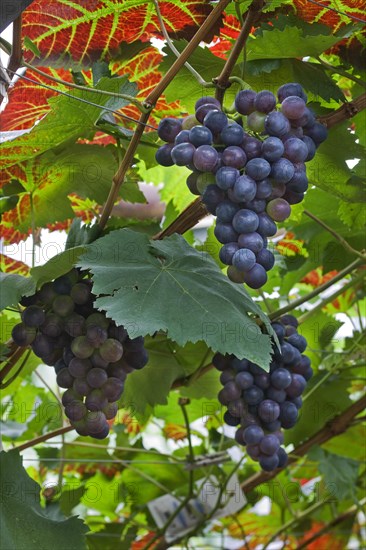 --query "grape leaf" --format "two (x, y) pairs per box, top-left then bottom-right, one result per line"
(0, 273), (36, 310)
(309, 447), (359, 499)
(0, 76), (137, 169)
(0, 254), (30, 275)
(293, 0), (365, 30)
(0, 450), (88, 550)
(78, 229), (273, 367)
(22, 0), (213, 65)
(30, 245), (86, 287)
